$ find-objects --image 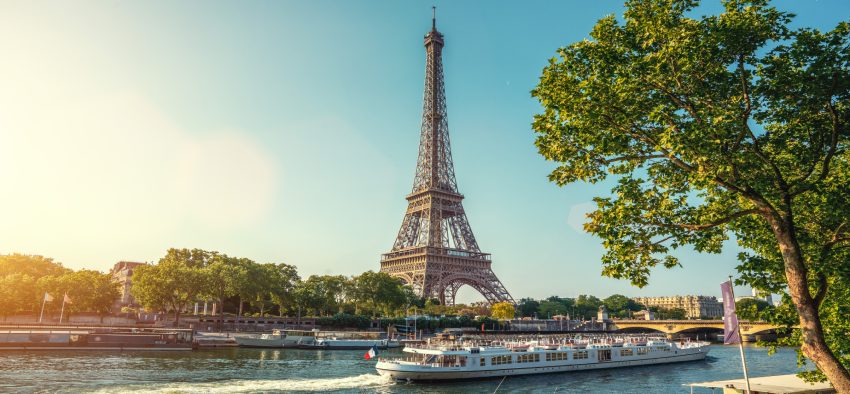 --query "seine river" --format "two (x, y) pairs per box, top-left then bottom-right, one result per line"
(0, 345), (804, 393)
